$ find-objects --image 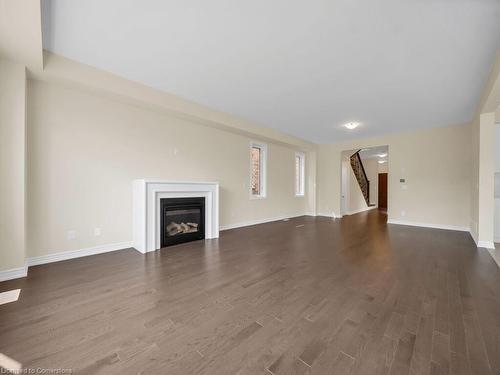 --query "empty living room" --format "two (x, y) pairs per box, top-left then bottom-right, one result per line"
(2, 1), (500, 374)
